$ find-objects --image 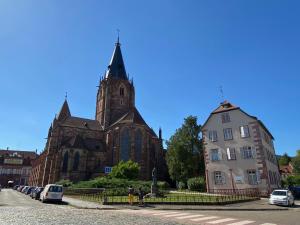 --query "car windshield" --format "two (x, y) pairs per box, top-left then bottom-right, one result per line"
(272, 191), (287, 196)
(48, 186), (62, 192)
